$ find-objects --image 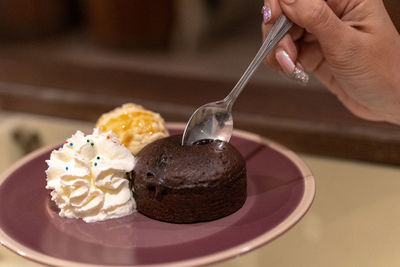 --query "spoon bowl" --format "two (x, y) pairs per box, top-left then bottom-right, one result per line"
(182, 15), (293, 146)
(182, 100), (233, 145)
